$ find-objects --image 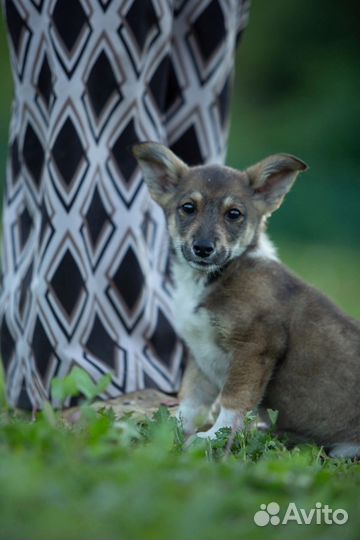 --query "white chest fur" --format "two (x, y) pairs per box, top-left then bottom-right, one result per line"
(172, 259), (230, 388)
